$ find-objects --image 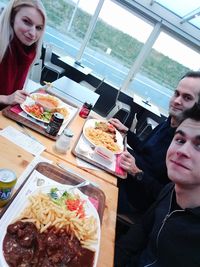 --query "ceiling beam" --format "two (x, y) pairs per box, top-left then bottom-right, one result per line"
(180, 7), (200, 24)
(114, 0), (200, 51)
